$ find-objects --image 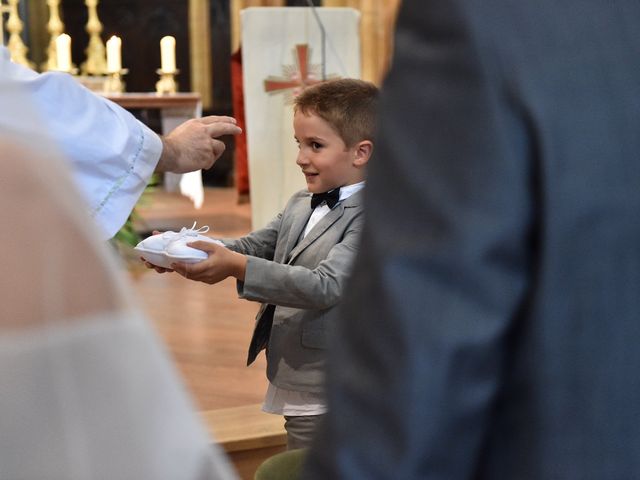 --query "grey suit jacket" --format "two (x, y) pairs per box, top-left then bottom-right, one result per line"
(305, 0), (640, 478)
(224, 189), (364, 393)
